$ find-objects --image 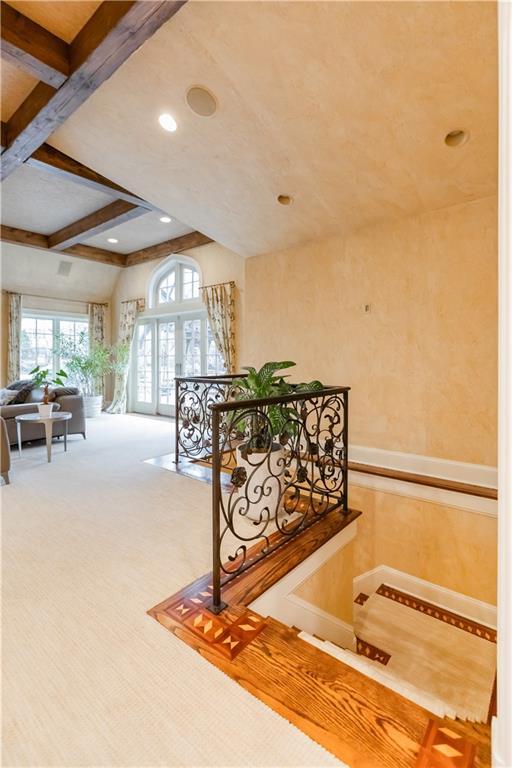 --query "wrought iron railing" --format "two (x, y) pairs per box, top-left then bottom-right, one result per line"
(174, 376), (350, 614)
(174, 375), (245, 462)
